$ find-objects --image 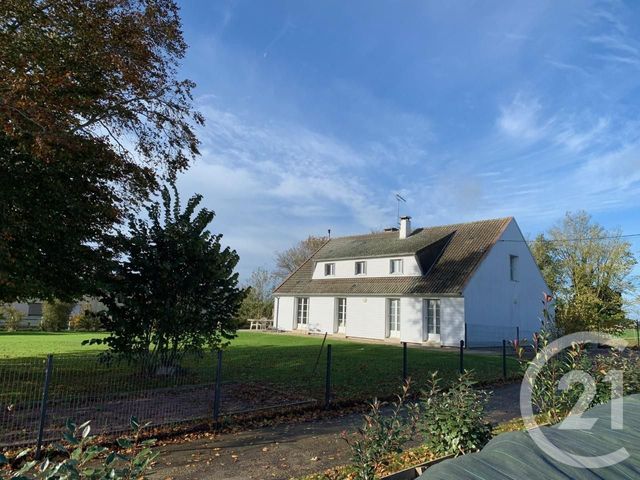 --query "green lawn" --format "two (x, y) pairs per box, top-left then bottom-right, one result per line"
(0, 331), (520, 406)
(620, 327), (639, 347)
(0, 331), (107, 358)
